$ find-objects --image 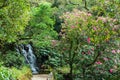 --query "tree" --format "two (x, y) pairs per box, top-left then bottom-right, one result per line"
(58, 9), (120, 80)
(0, 0), (30, 51)
(25, 2), (58, 47)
